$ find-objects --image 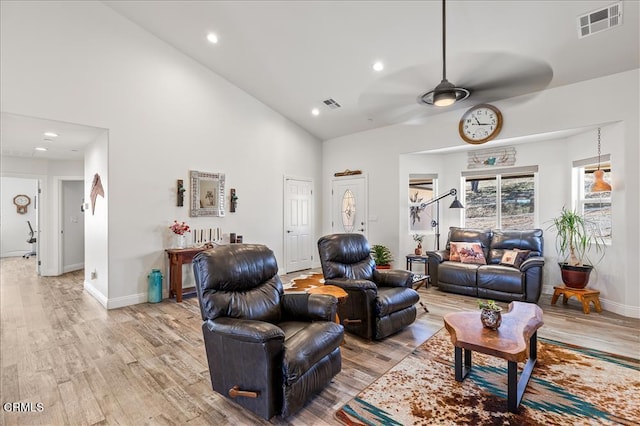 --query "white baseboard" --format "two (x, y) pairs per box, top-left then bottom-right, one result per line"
(106, 292), (149, 310)
(63, 262), (84, 273)
(84, 280), (107, 308)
